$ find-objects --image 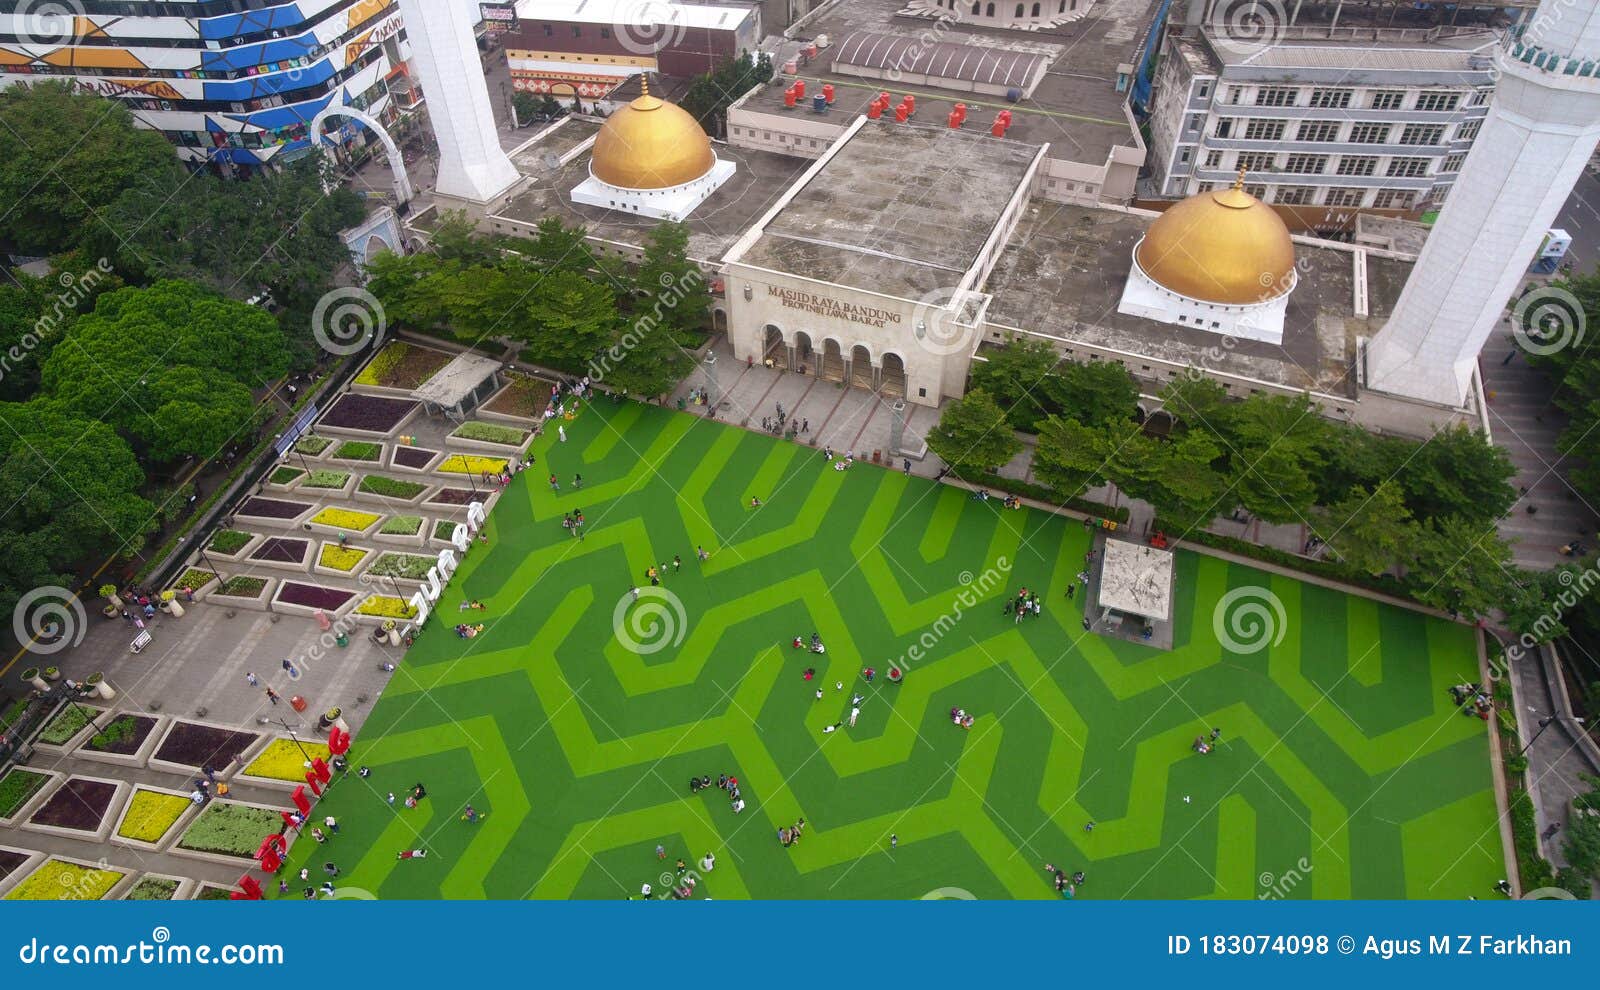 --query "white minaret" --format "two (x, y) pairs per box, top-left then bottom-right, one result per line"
(1365, 0), (1600, 407)
(397, 0), (521, 205)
